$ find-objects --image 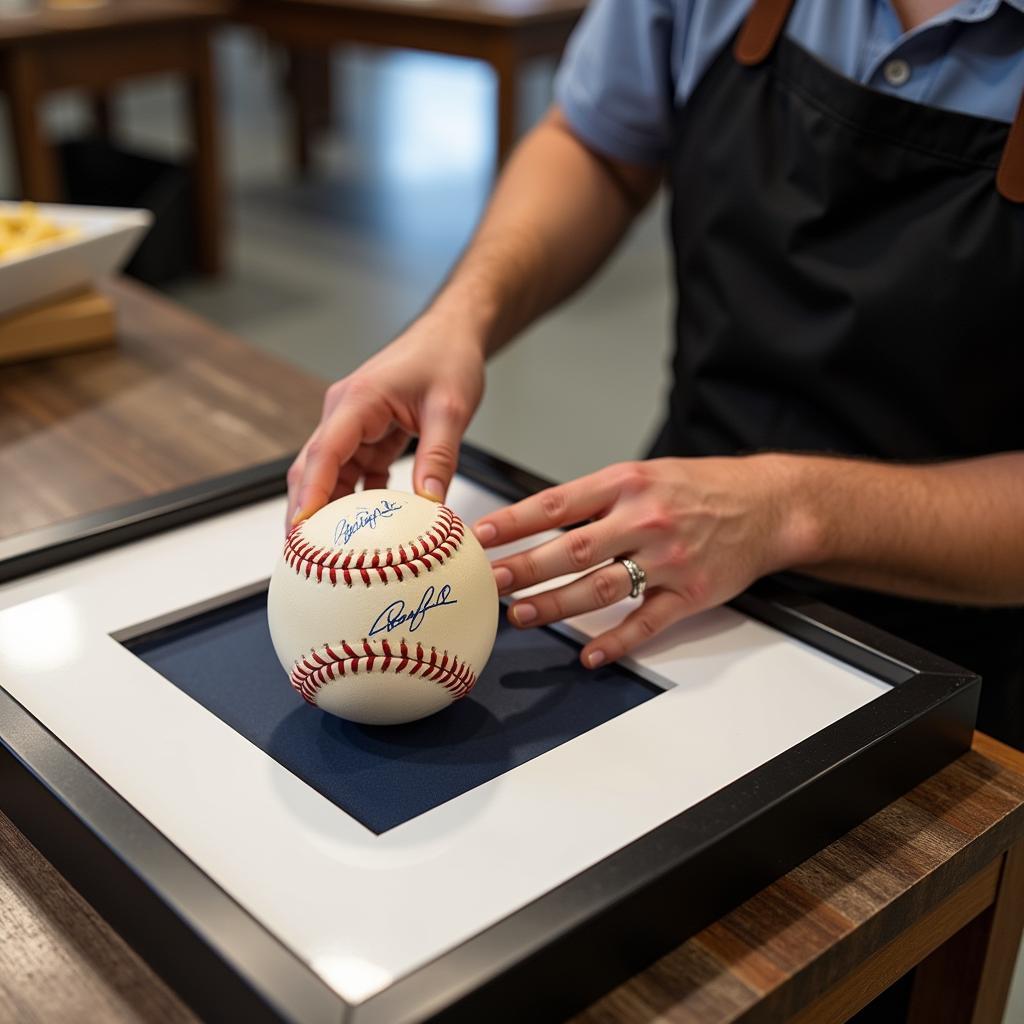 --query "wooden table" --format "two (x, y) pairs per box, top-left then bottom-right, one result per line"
(0, 282), (1022, 1022)
(239, 0), (587, 170)
(0, 0), (227, 274)
(575, 732), (1024, 1024)
(0, 277), (323, 540)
